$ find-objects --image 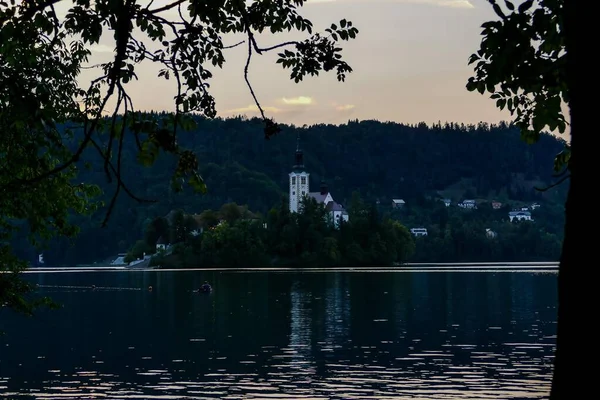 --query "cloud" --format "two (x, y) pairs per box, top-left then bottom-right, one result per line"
(335, 104), (356, 111)
(225, 97), (315, 117)
(436, 0), (474, 8)
(89, 44), (114, 53)
(225, 104), (283, 114)
(281, 96), (314, 106)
